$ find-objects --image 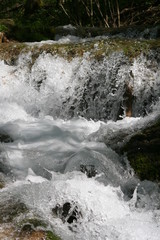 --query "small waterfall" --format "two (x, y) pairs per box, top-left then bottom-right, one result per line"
(0, 37), (160, 240)
(0, 43), (159, 121)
